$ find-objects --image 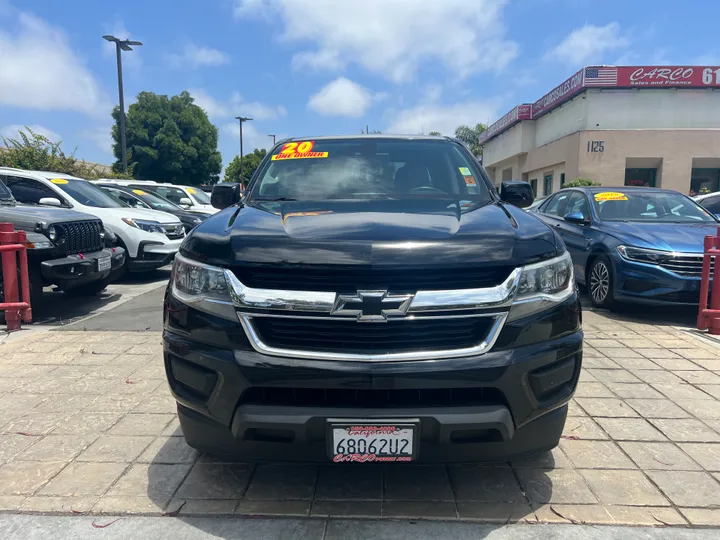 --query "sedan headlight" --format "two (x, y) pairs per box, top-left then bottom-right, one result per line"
(508, 251), (574, 321)
(121, 218), (164, 234)
(617, 245), (671, 264)
(171, 253), (237, 320)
